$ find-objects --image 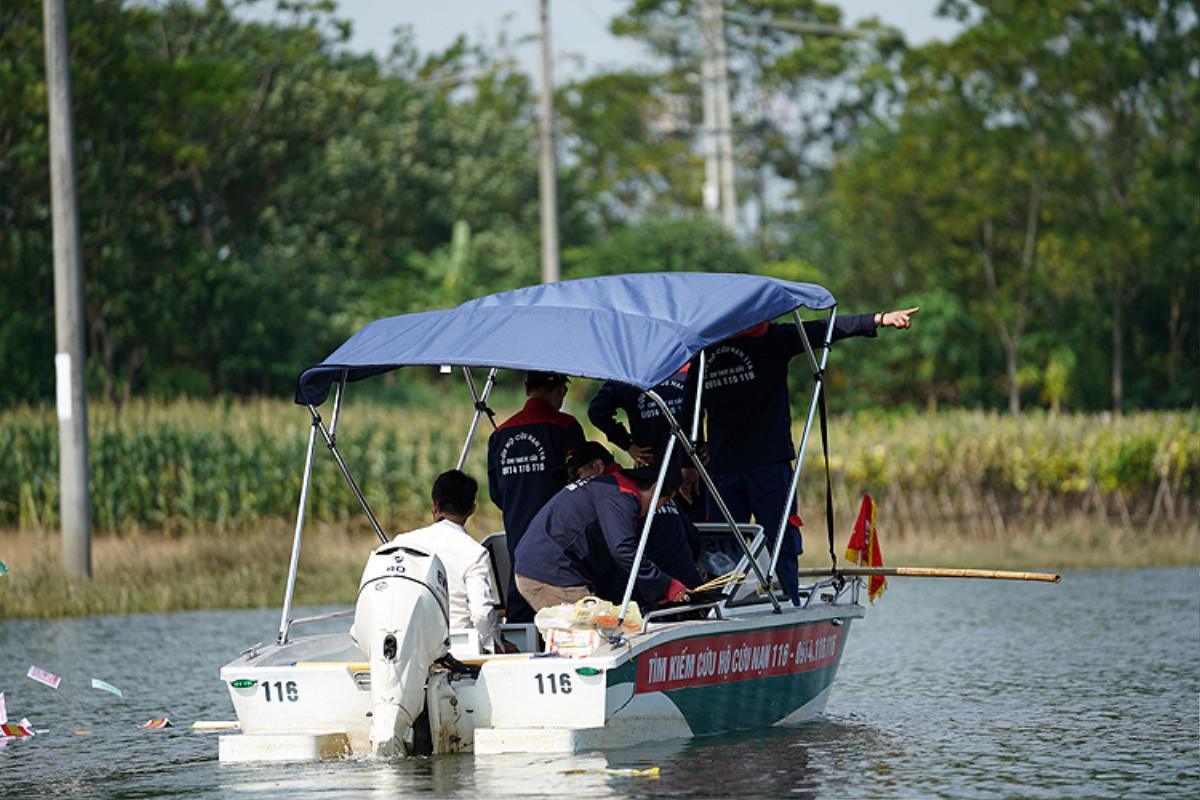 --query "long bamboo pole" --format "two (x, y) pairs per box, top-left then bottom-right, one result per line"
(796, 566), (1061, 583)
